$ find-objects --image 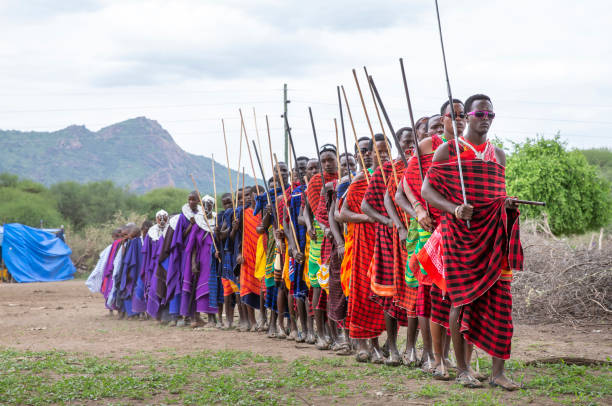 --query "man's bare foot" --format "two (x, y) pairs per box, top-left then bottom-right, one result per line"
(267, 325), (277, 338)
(420, 353), (435, 373)
(355, 349), (370, 363)
(444, 357), (457, 370)
(118, 312), (126, 320)
(468, 366), (487, 382)
(456, 371), (483, 388)
(315, 336), (329, 350)
(370, 347), (385, 364)
(384, 350), (402, 367)
(192, 319), (205, 329)
(432, 362), (450, 381)
(288, 330), (298, 341)
(489, 374), (520, 391)
(401, 347), (418, 367)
